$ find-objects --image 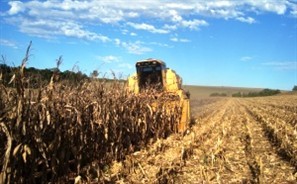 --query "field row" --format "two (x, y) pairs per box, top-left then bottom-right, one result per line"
(103, 96), (297, 183)
(176, 98), (296, 183)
